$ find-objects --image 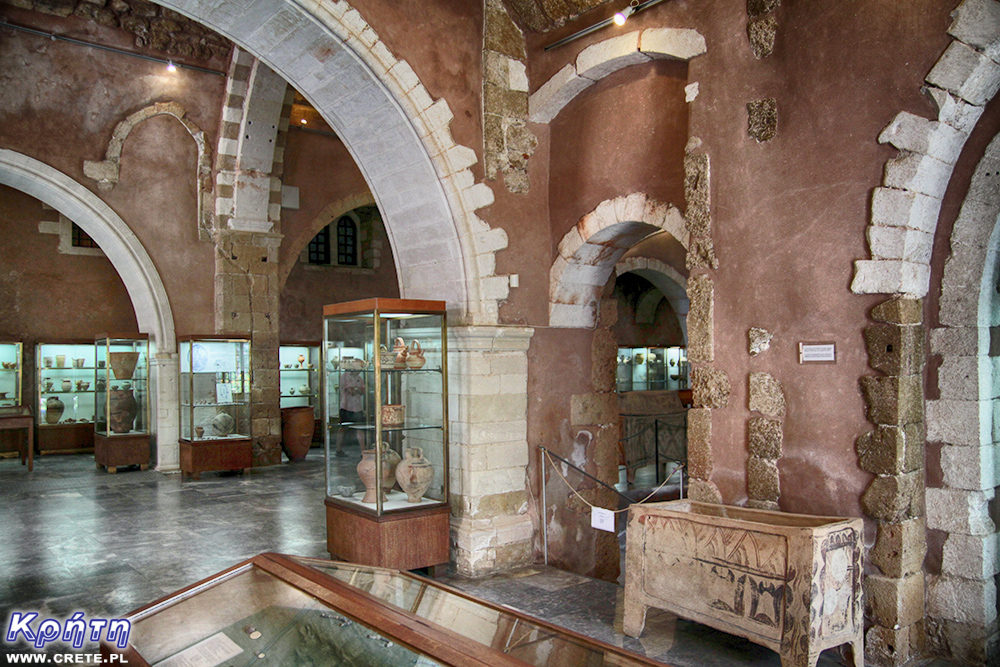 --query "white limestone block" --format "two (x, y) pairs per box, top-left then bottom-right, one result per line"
(941, 443), (998, 491)
(927, 575), (998, 625)
(508, 58), (529, 93)
(952, 198), (1000, 248)
(486, 441), (530, 469)
(883, 152), (955, 199)
(850, 259), (930, 297)
(388, 59), (420, 93)
(879, 111), (967, 165)
(927, 398), (992, 446)
(941, 243), (990, 289)
(492, 514), (533, 545)
(926, 40), (1000, 106)
(638, 27), (707, 60)
(924, 86), (986, 134)
(949, 0), (1000, 59)
(868, 226), (934, 264)
(942, 532), (1000, 579)
(550, 302), (596, 328)
(560, 261), (611, 287)
(685, 82), (699, 102)
(931, 326), (988, 357)
(557, 226), (586, 260)
(577, 31), (647, 81)
(871, 187), (942, 233)
(529, 64), (594, 123)
(926, 487), (995, 535)
(938, 355), (989, 401)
